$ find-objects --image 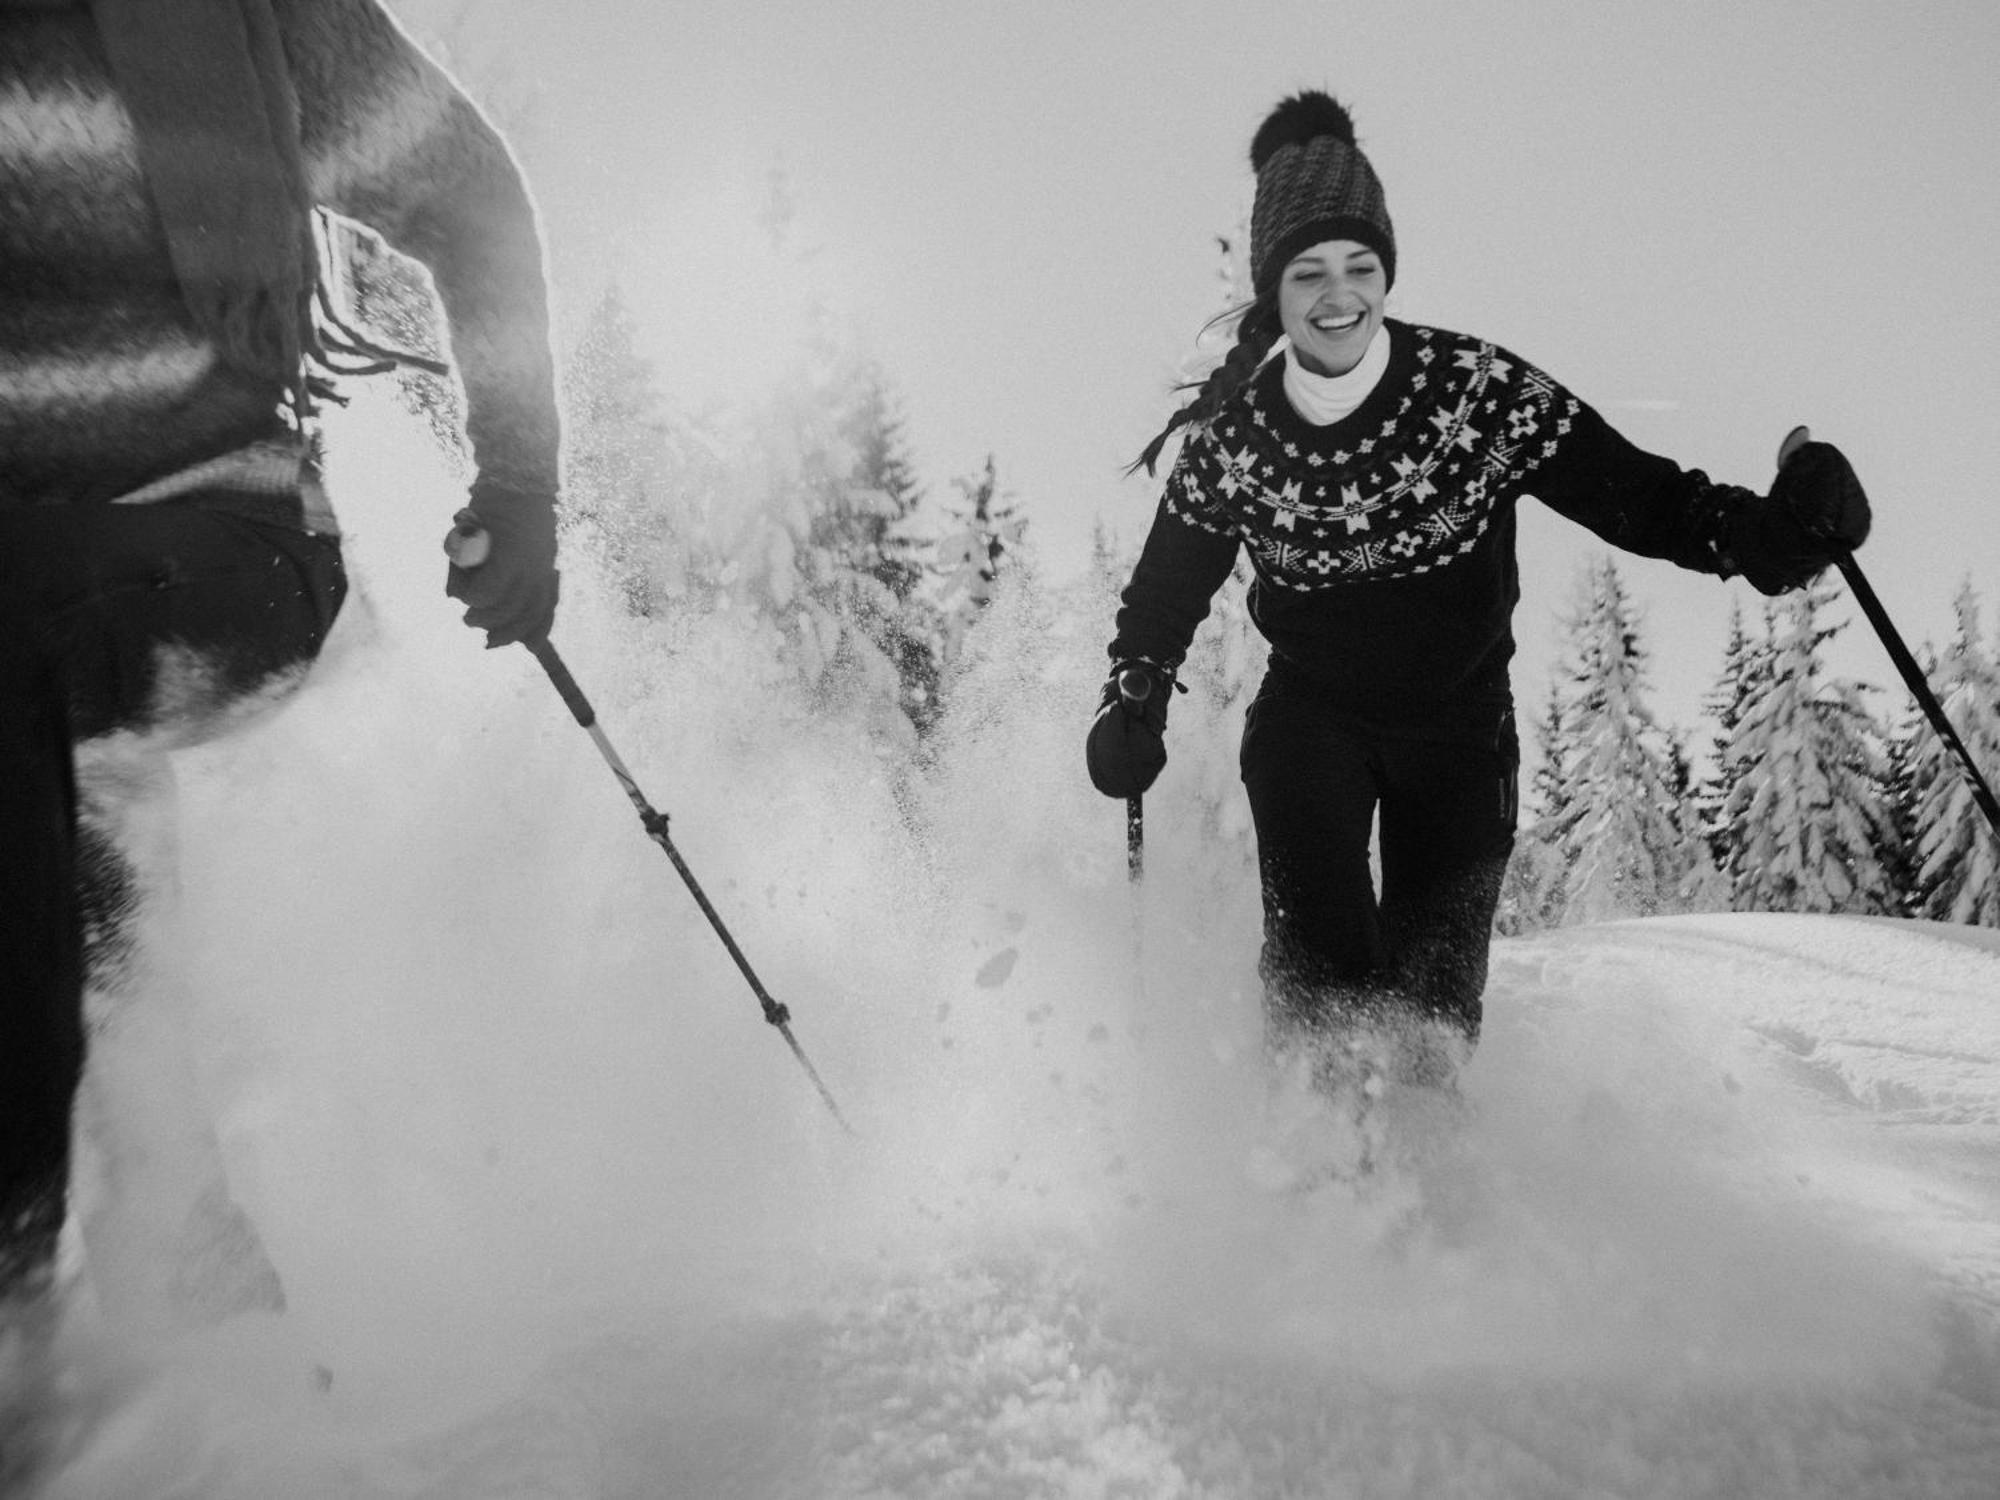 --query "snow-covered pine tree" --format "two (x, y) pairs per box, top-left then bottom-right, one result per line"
(1667, 724), (1730, 911)
(815, 366), (946, 736)
(702, 165), (948, 745)
(1696, 600), (1771, 876)
(1528, 679), (1572, 844)
(1494, 681), (1573, 934)
(1878, 714), (1924, 918)
(1722, 576), (1901, 915)
(936, 454), (1027, 667)
(826, 369), (928, 600)
(1546, 556), (1705, 924)
(1908, 581), (2000, 925)
(741, 353), (907, 736)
